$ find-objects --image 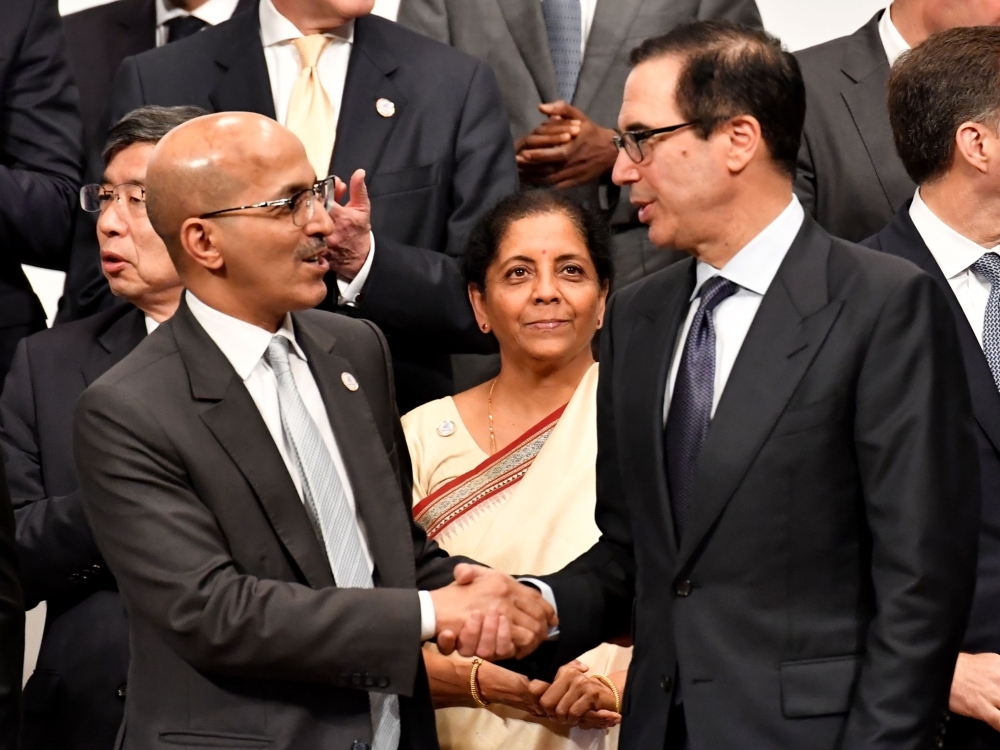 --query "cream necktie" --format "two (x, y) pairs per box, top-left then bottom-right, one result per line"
(286, 35), (336, 179)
